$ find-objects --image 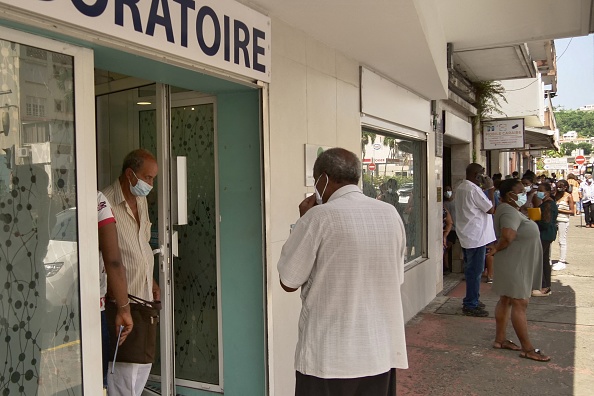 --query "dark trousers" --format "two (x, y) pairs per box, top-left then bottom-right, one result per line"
(101, 310), (110, 388)
(541, 240), (552, 289)
(584, 201), (594, 225)
(295, 369), (396, 396)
